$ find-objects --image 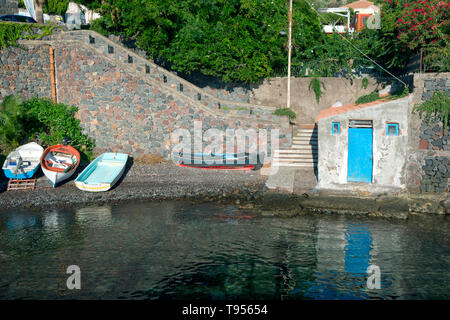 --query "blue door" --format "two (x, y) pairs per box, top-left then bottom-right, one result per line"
(348, 127), (373, 182)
